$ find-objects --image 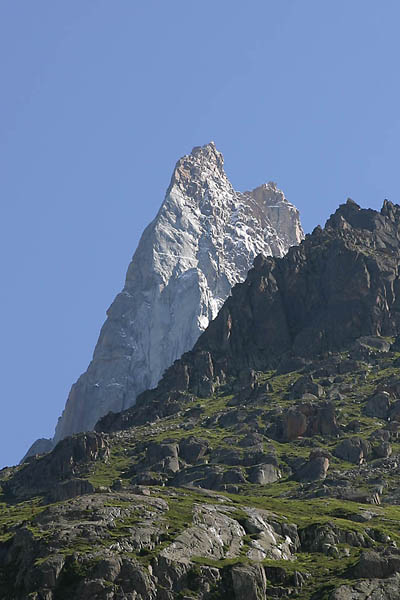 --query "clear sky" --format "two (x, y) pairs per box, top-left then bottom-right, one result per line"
(1, 1), (400, 468)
